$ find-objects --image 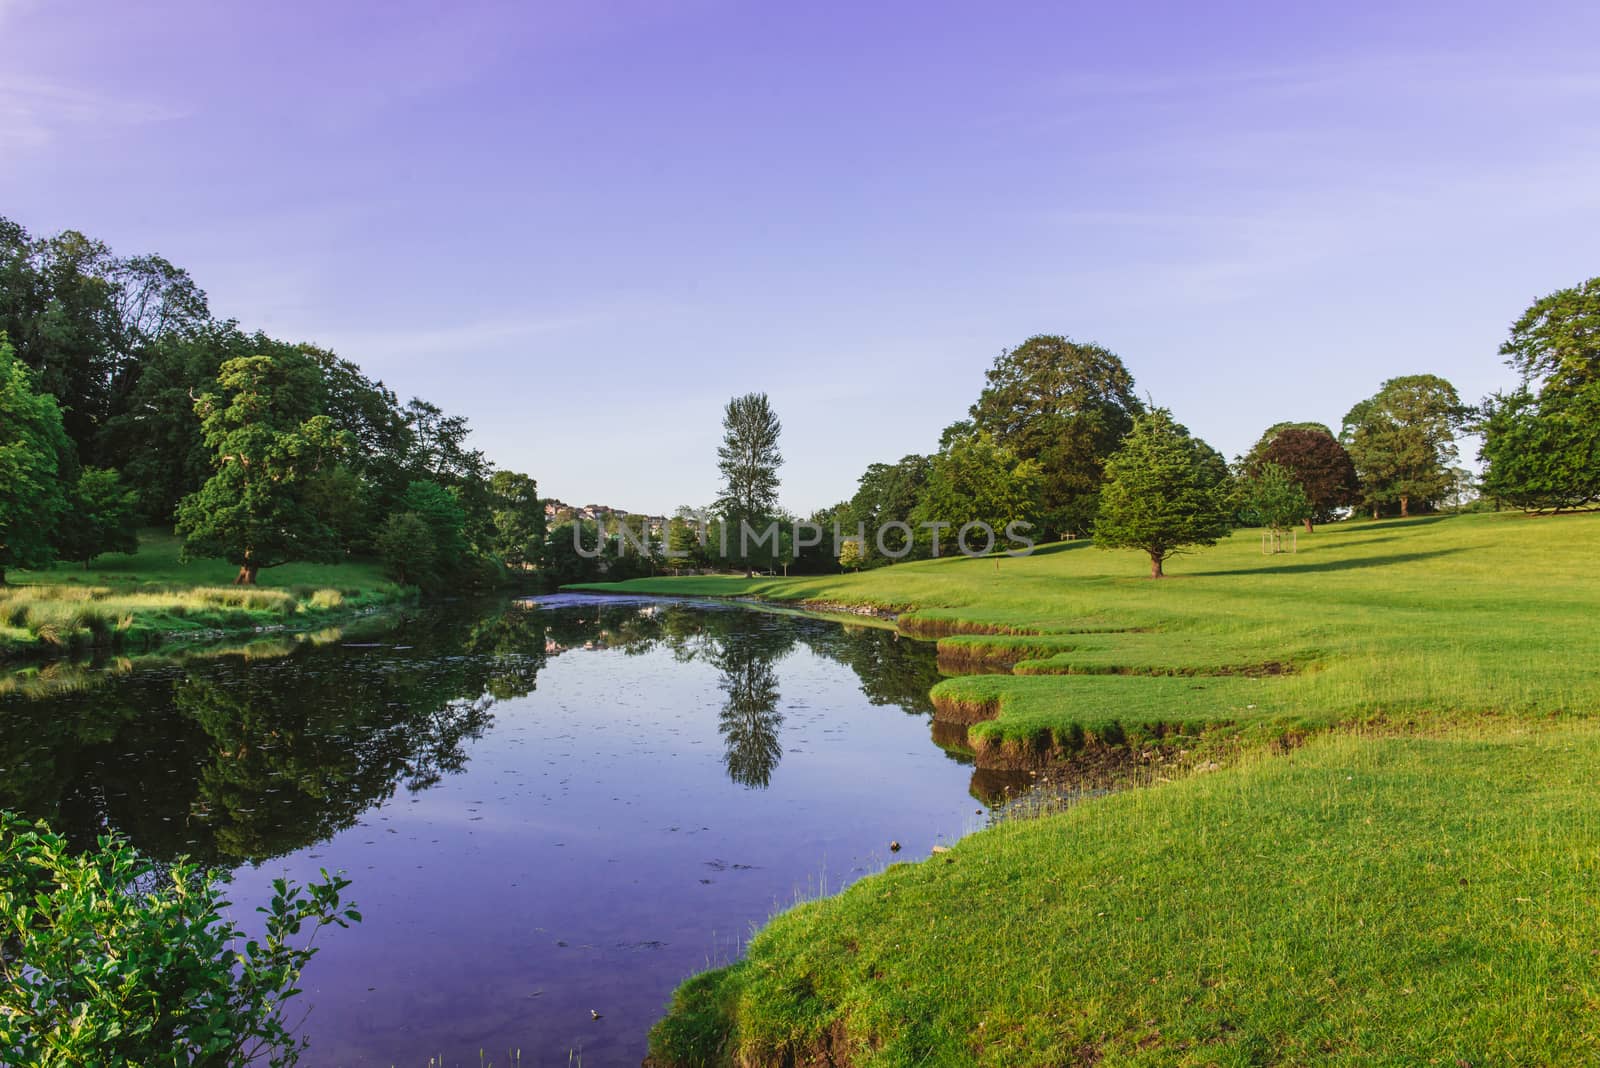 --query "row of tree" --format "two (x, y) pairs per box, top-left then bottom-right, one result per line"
(645, 275), (1597, 579)
(0, 217), (545, 588)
